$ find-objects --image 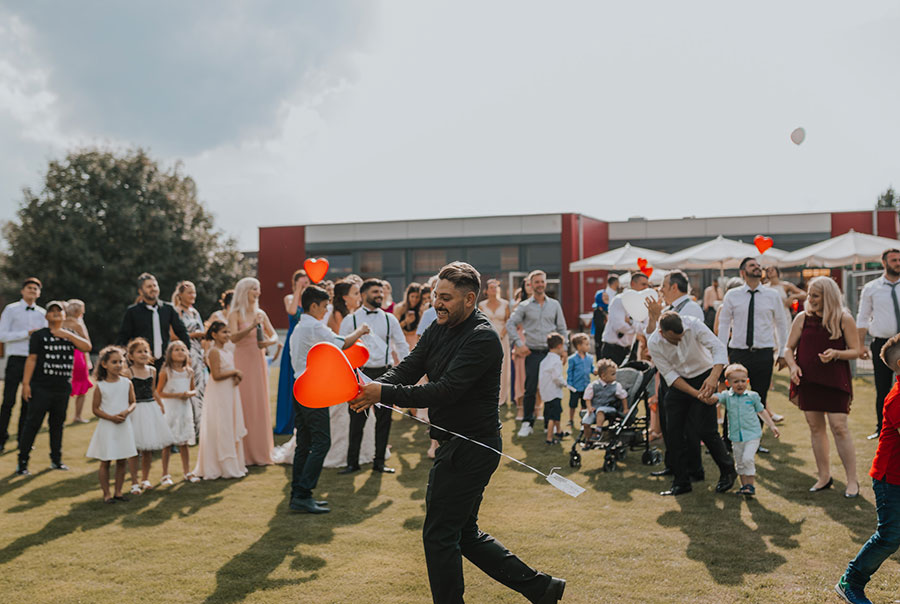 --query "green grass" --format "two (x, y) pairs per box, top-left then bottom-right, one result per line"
(1, 371), (897, 603)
